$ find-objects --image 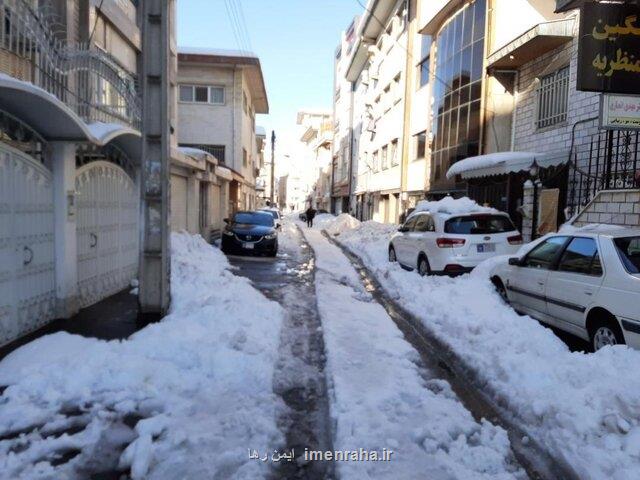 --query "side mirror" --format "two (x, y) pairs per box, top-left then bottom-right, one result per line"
(223, 218), (229, 224)
(398, 226), (408, 233)
(508, 257), (522, 267)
